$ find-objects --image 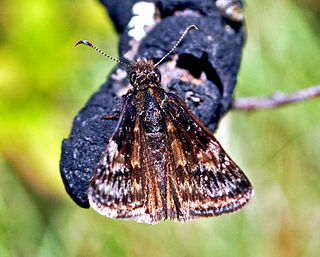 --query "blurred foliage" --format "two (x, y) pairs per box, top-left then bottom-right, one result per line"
(0, 0), (319, 256)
